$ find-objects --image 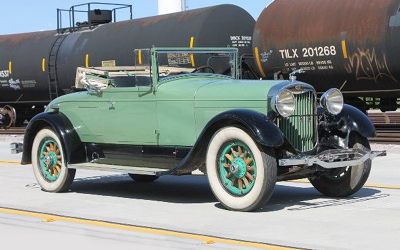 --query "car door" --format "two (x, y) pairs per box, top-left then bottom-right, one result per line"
(101, 85), (157, 145)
